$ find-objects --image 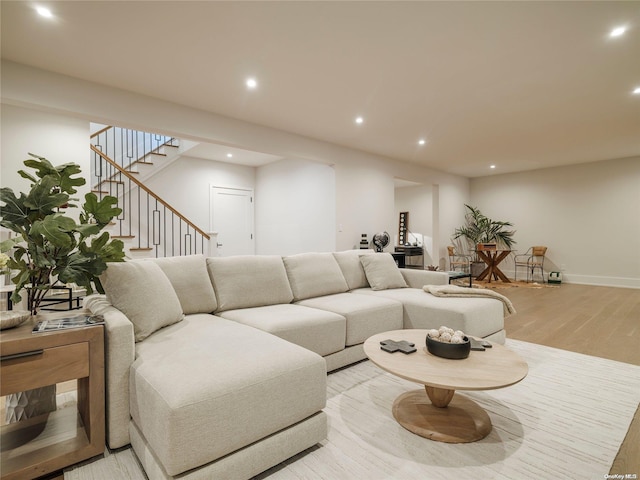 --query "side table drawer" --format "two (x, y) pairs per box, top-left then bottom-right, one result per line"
(0, 342), (89, 395)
